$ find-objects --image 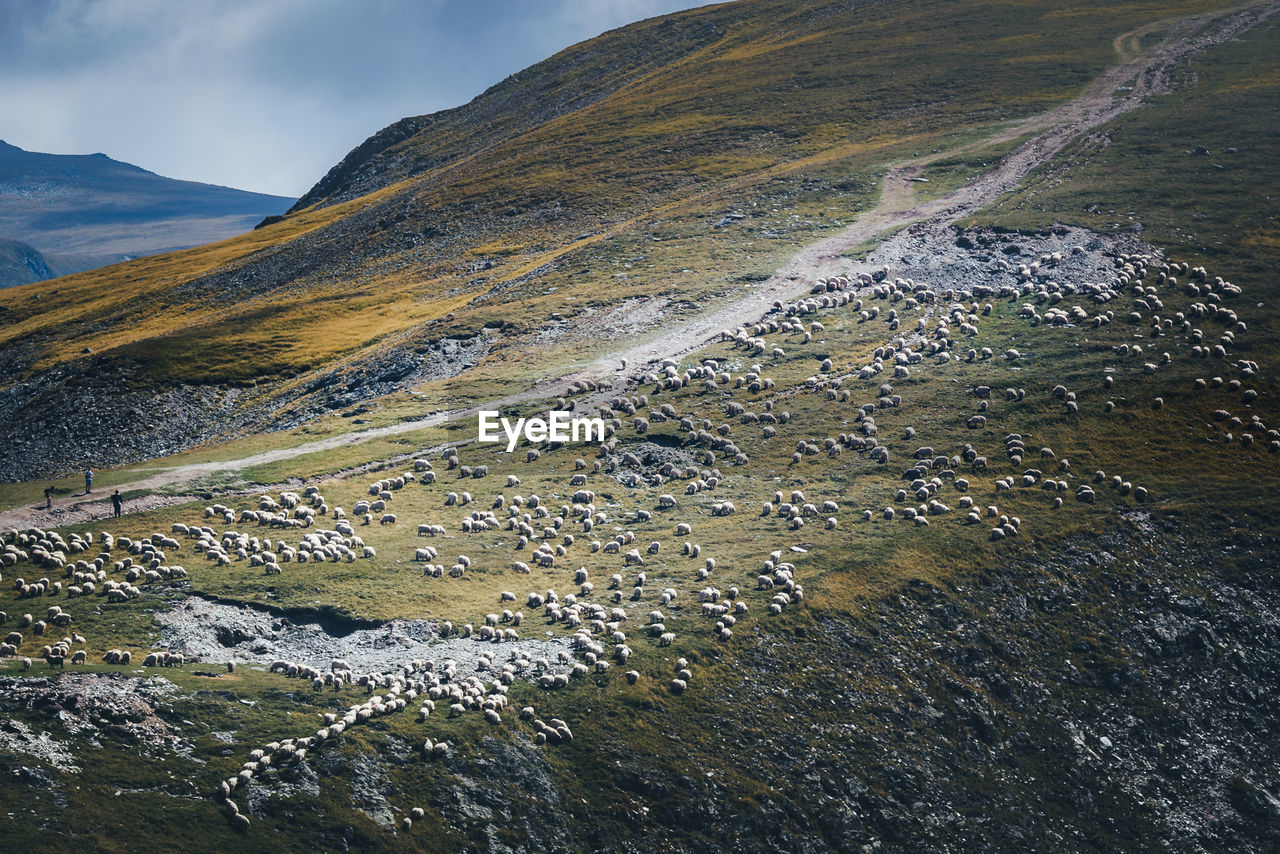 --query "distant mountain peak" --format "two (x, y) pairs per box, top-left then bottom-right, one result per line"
(0, 142), (295, 282)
